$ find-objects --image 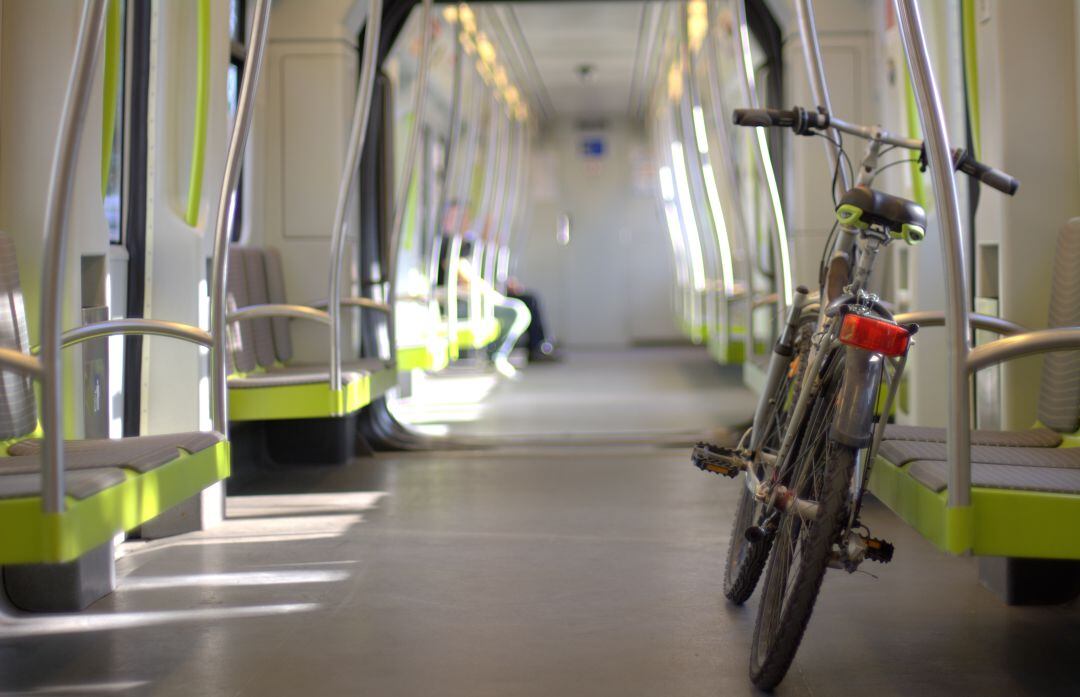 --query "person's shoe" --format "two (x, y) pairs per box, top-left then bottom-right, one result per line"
(529, 342), (561, 363)
(494, 356), (519, 379)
